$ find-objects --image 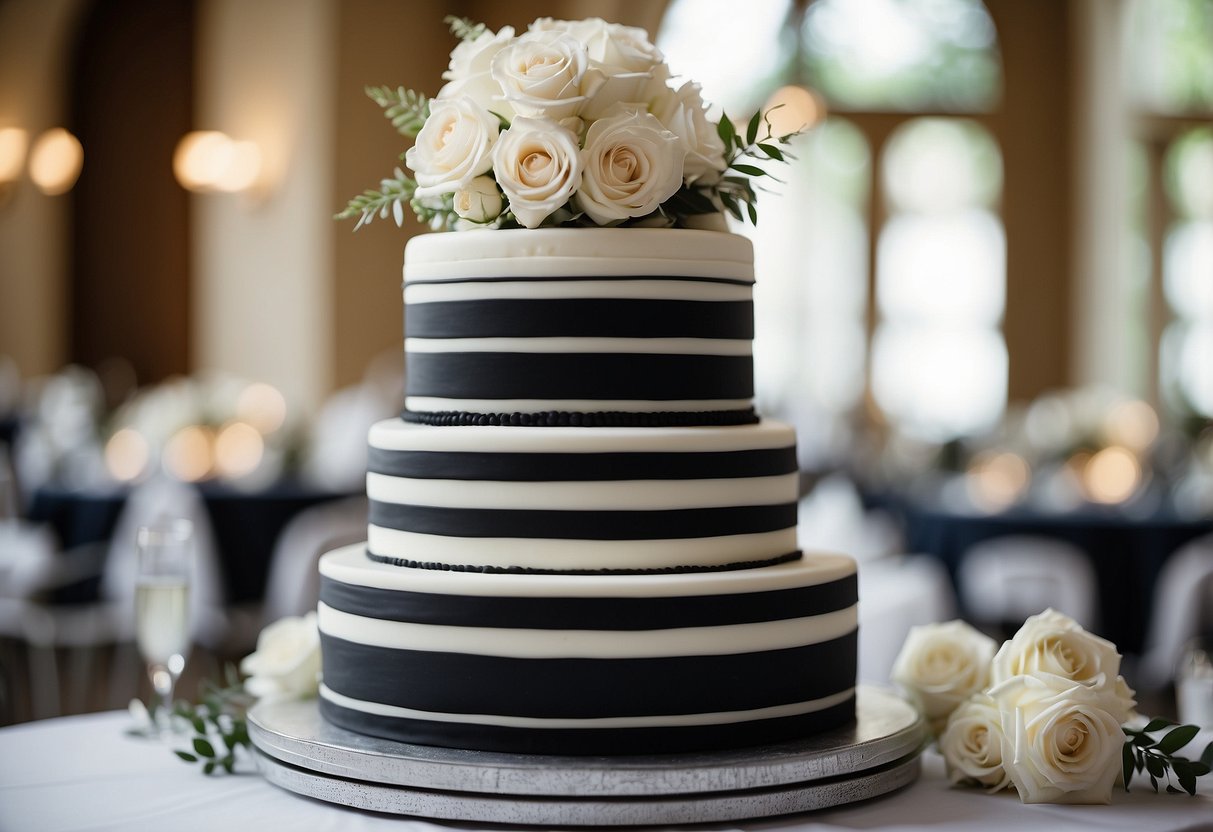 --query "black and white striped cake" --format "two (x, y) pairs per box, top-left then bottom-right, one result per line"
(317, 229), (858, 755)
